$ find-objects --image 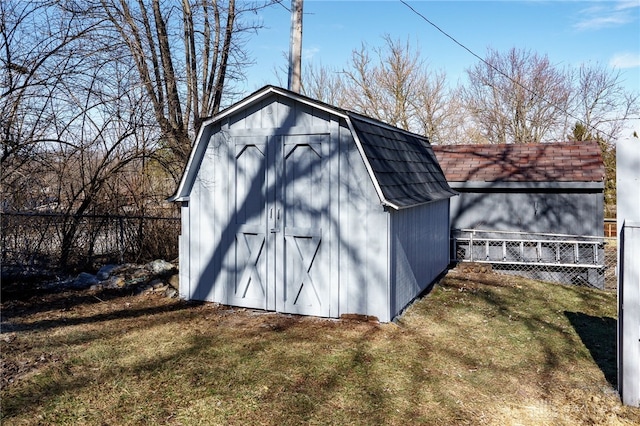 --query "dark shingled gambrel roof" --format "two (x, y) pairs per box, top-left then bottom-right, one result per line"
(432, 142), (605, 183)
(348, 114), (456, 208)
